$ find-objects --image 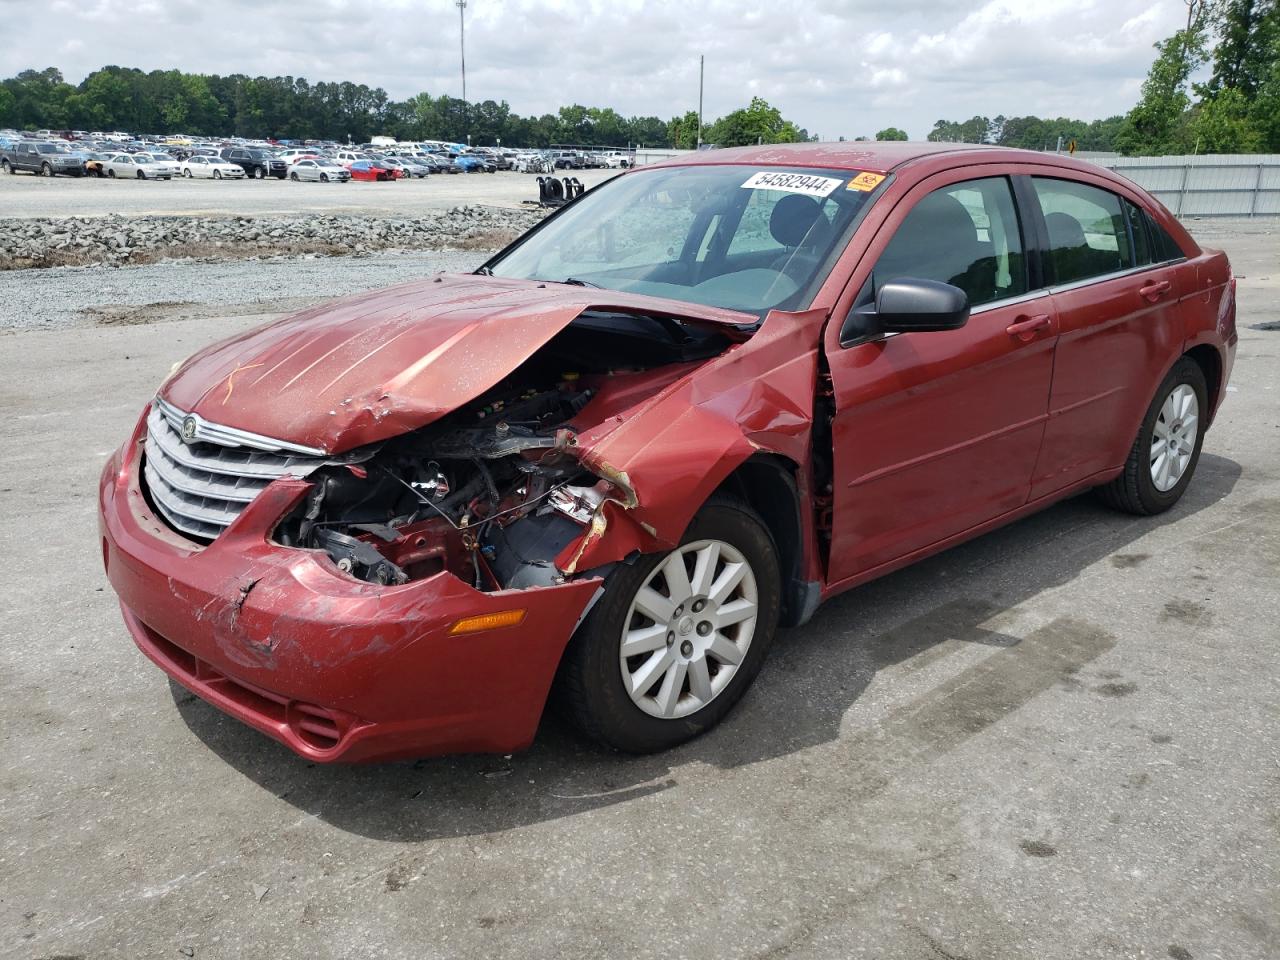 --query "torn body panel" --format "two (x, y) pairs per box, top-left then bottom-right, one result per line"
(560, 307), (828, 576)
